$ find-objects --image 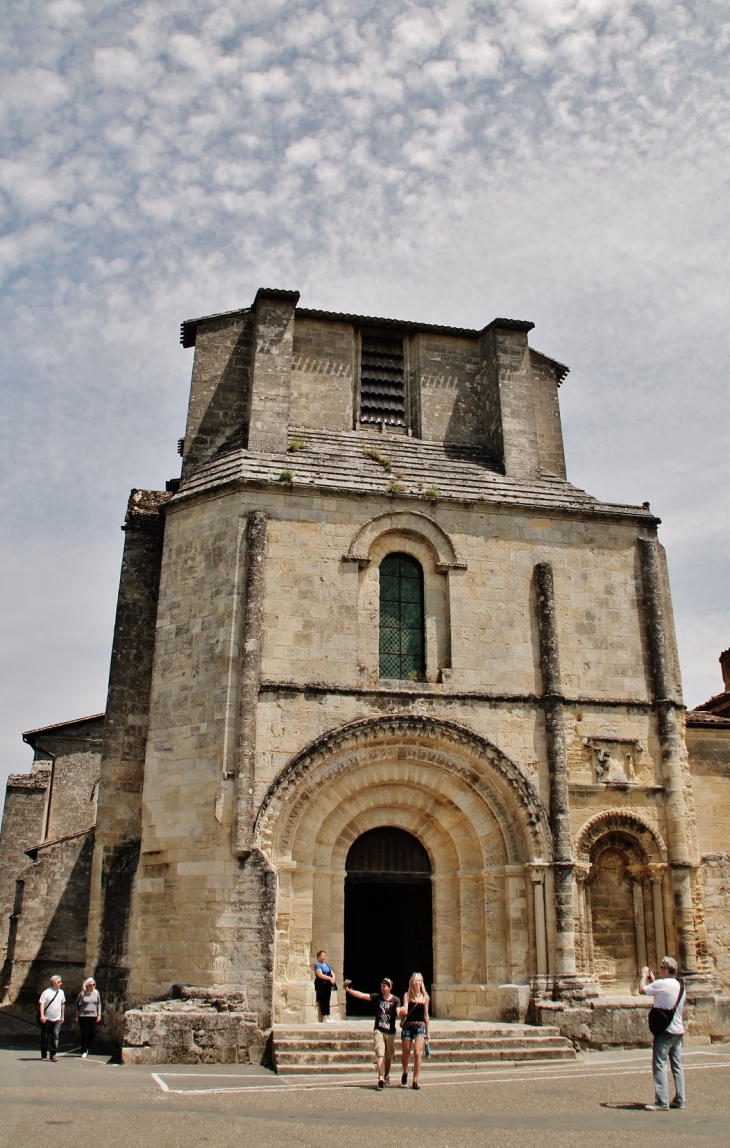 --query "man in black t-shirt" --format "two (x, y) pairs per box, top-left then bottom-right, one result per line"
(344, 978), (401, 1088)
